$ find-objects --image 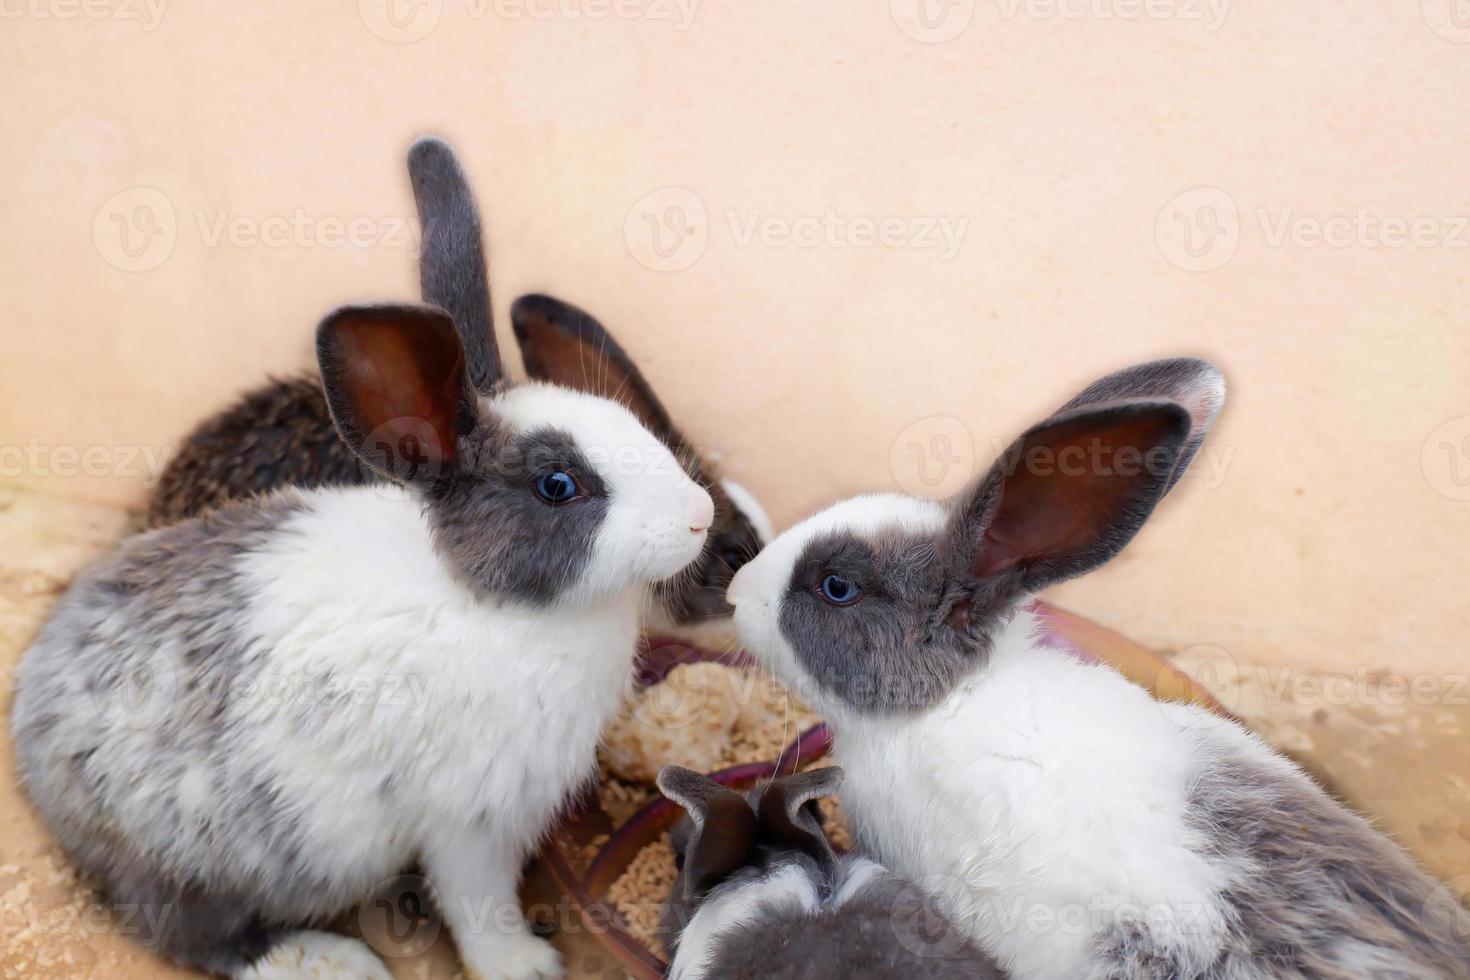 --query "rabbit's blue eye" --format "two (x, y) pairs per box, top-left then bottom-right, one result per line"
(534, 471), (580, 505)
(818, 573), (860, 606)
